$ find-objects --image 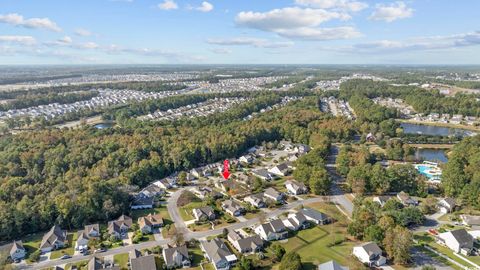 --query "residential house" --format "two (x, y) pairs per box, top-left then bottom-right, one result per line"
(131, 255), (158, 270)
(154, 179), (172, 190)
(239, 155), (254, 165)
(140, 184), (165, 198)
(461, 215), (480, 227)
(130, 249), (142, 262)
(87, 257), (120, 270)
(285, 180), (308, 195)
(138, 213), (164, 234)
(396, 191), (418, 206)
(193, 206), (216, 222)
(373, 196), (390, 207)
(193, 186), (222, 200)
(235, 174), (251, 186)
(222, 200), (245, 217)
(10, 241), (26, 261)
(76, 230), (90, 251)
(284, 213), (309, 231)
(217, 180), (242, 193)
(438, 229), (474, 255)
(263, 187), (285, 204)
(39, 225), (67, 253)
(297, 208), (330, 225)
(108, 215), (133, 240)
(318, 260), (349, 270)
(279, 140), (295, 151)
(227, 230), (264, 254)
(352, 242), (386, 267)
(294, 144), (311, 155)
(163, 245), (191, 269)
(84, 224), (101, 238)
(438, 198), (456, 214)
(243, 193), (266, 208)
(251, 169), (273, 181)
(254, 219), (289, 241)
(131, 195), (154, 210)
(268, 163), (291, 177)
(201, 239), (237, 270)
